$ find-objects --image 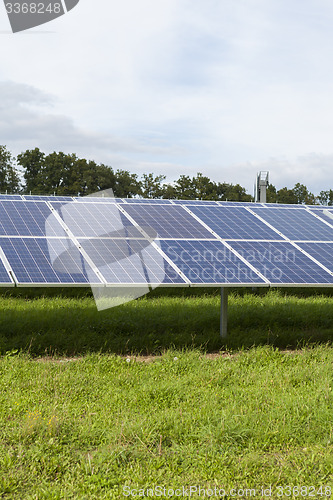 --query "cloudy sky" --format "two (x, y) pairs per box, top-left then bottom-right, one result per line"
(1, 0), (333, 195)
